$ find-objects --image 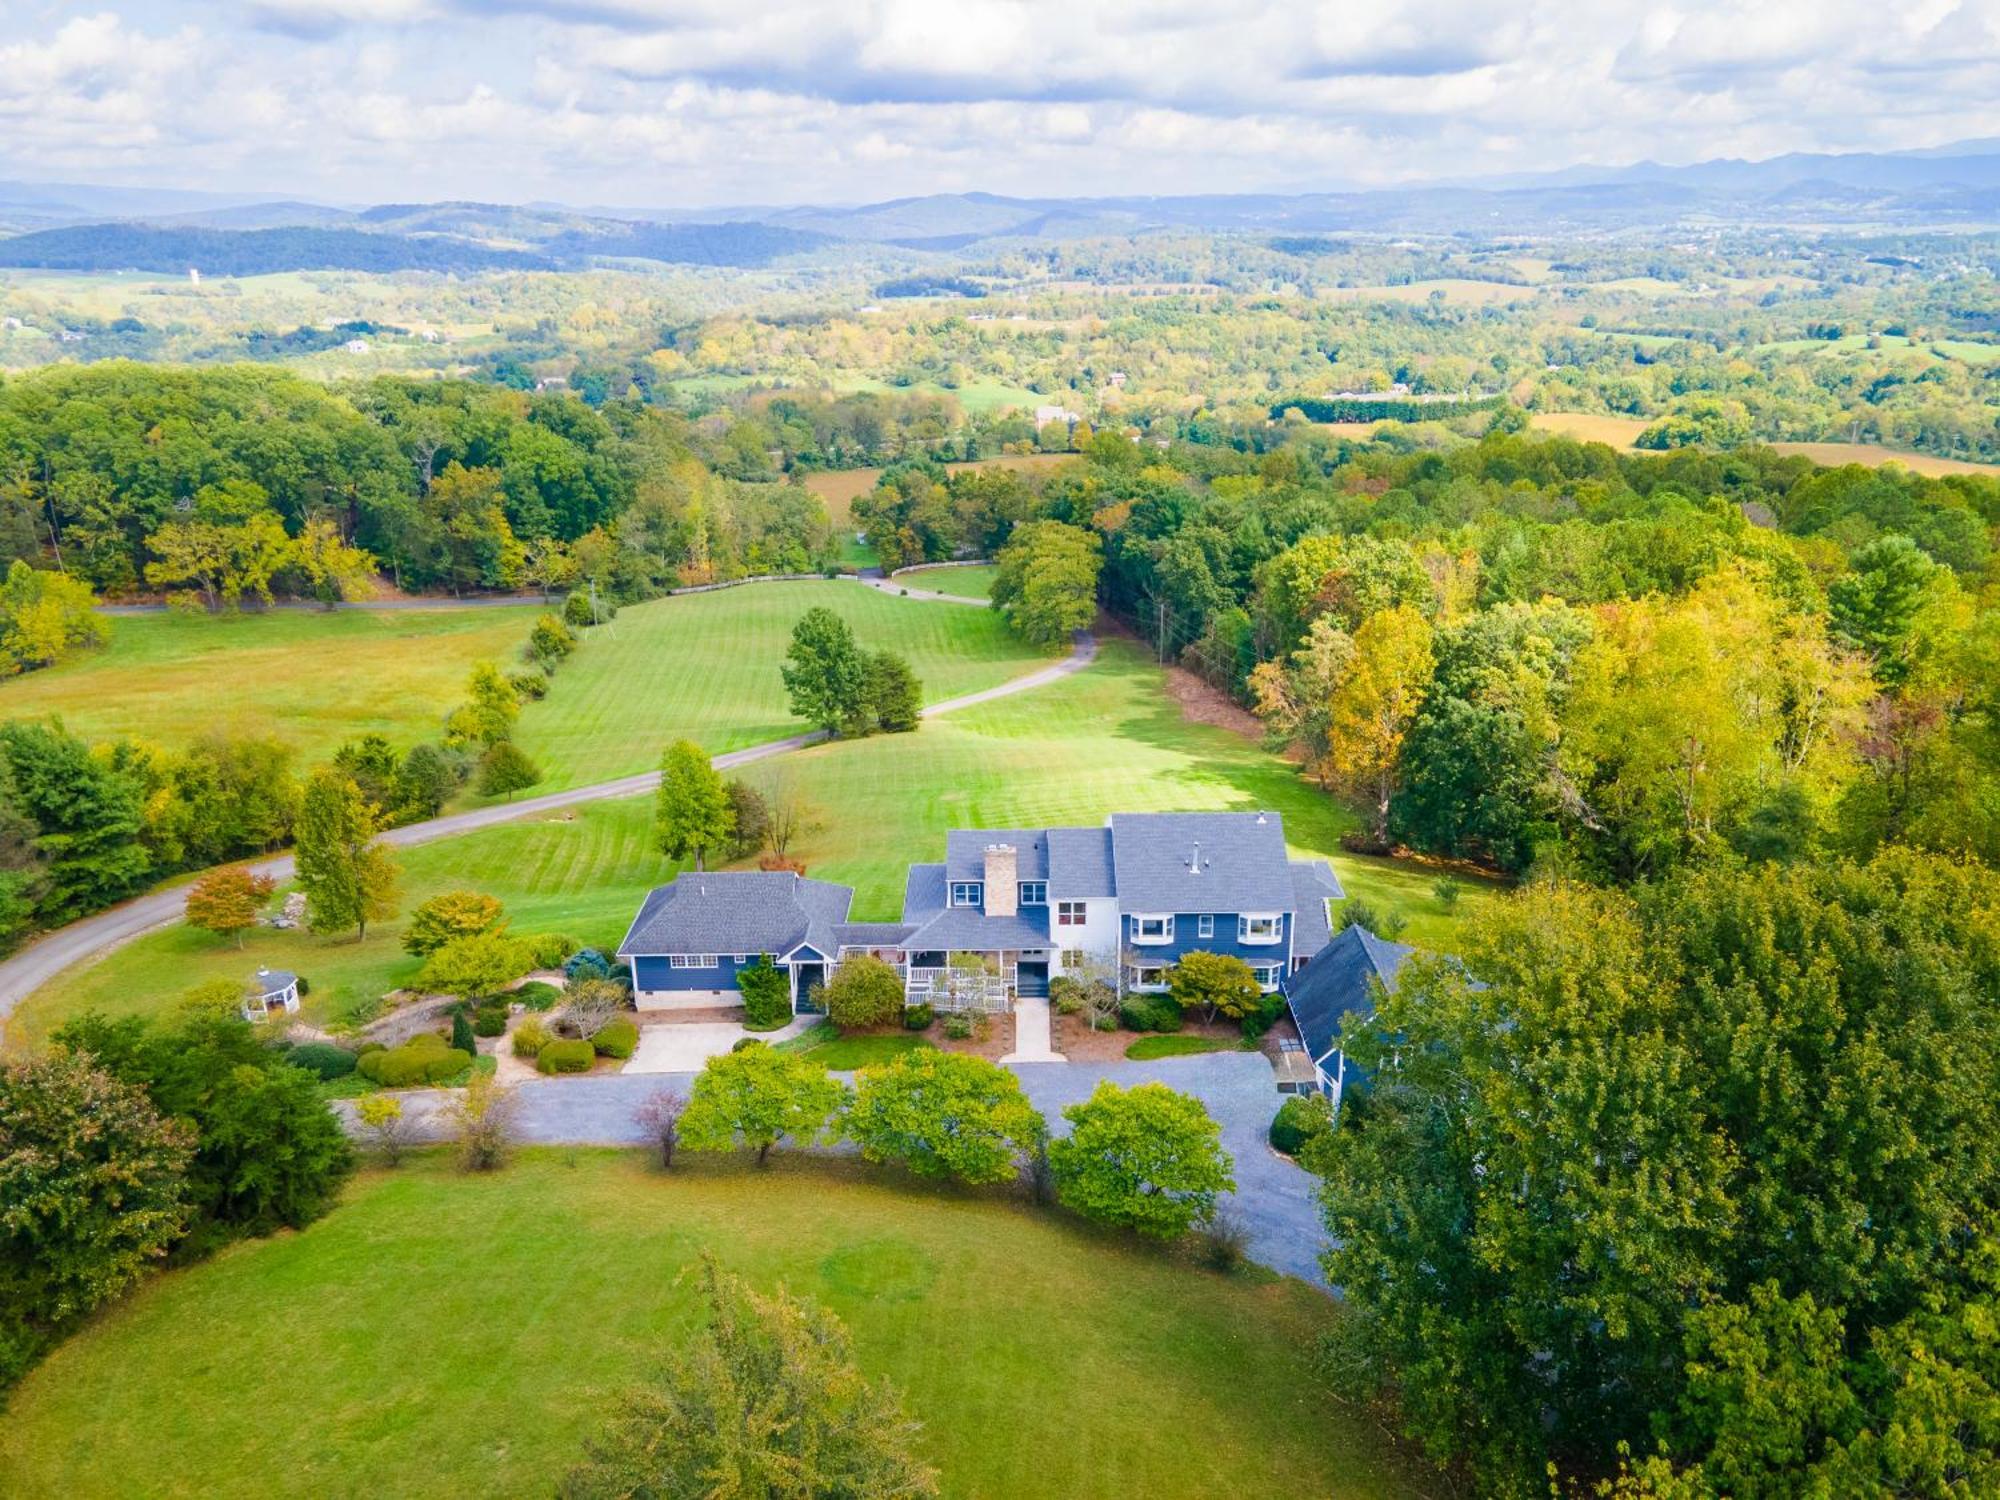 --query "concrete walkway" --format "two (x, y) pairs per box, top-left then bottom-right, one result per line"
(0, 627), (1096, 1027)
(335, 1051), (1328, 1286)
(999, 996), (1064, 1062)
